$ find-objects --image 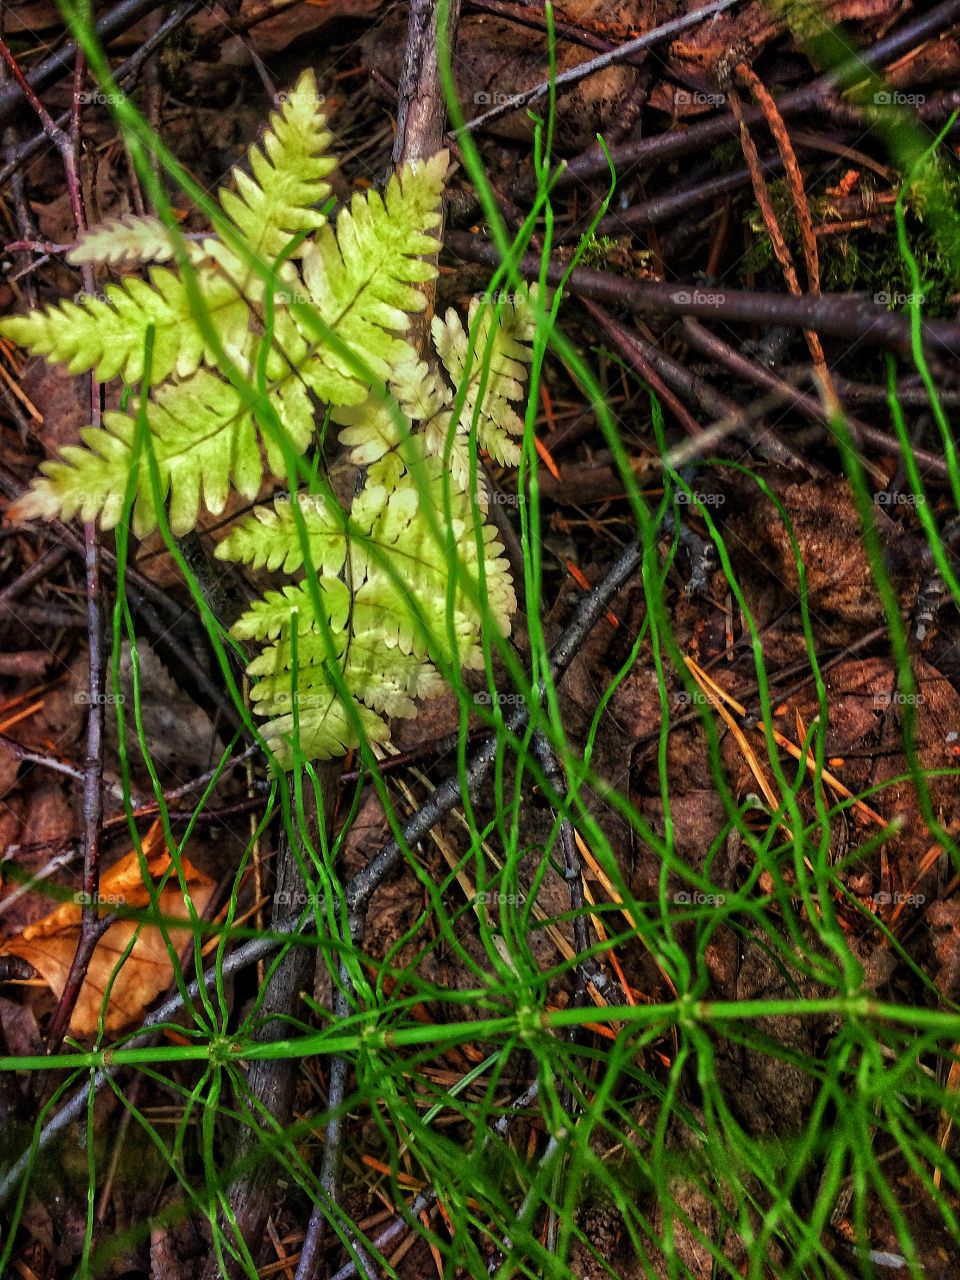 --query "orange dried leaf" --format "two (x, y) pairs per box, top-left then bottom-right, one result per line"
(1, 822), (214, 1035)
